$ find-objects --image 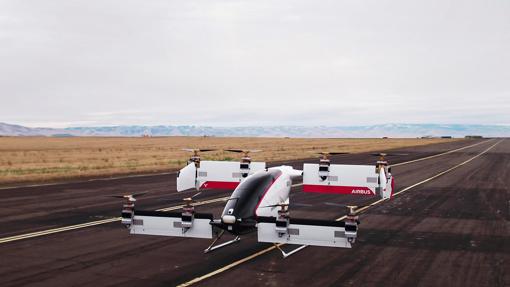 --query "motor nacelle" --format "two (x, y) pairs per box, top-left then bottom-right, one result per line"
(344, 215), (359, 243)
(275, 208), (290, 237)
(181, 205), (195, 231)
(318, 158), (331, 181)
(374, 152), (390, 176)
(240, 156), (252, 177)
(188, 155), (201, 168)
(121, 202), (135, 227)
(275, 218), (289, 237)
